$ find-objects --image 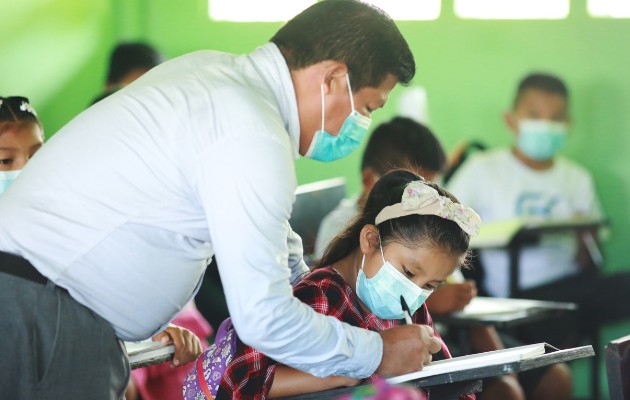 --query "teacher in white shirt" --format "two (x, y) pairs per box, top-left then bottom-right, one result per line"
(0, 1), (436, 399)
